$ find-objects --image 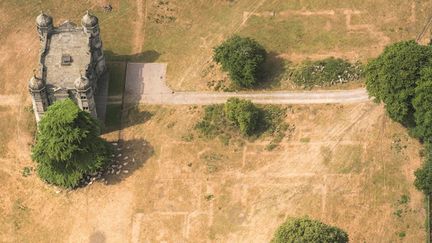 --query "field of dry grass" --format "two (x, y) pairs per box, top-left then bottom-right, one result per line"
(0, 0), (430, 242)
(1, 103), (426, 242)
(140, 0), (432, 91)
